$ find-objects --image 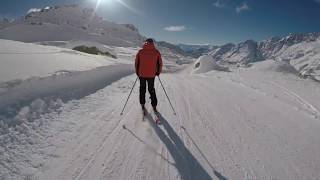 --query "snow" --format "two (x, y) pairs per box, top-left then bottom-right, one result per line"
(207, 33), (320, 81)
(1, 61), (320, 179)
(0, 39), (126, 82)
(276, 40), (320, 80)
(1, 53), (320, 179)
(27, 8), (42, 14)
(0, 39), (135, 131)
(37, 40), (140, 63)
